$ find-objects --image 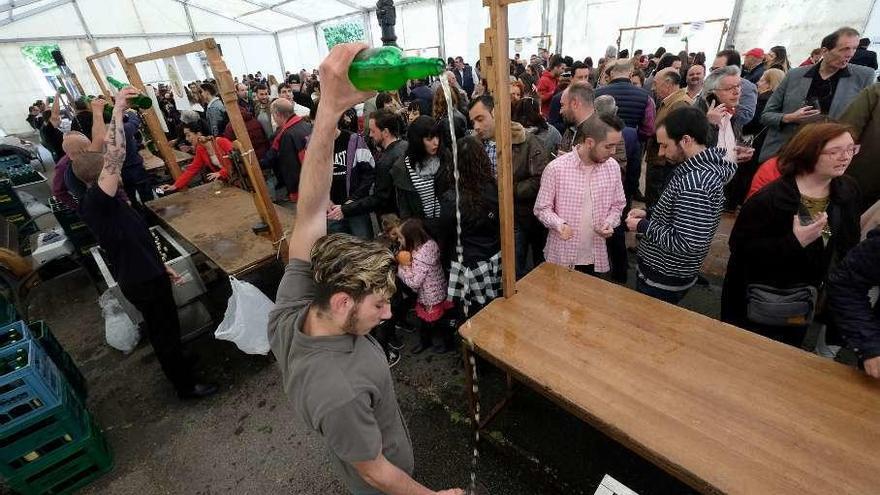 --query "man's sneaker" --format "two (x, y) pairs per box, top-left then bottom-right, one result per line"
(387, 349), (401, 368)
